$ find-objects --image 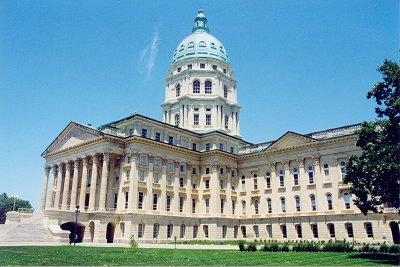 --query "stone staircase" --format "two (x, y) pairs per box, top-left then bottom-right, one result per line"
(0, 213), (60, 243)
